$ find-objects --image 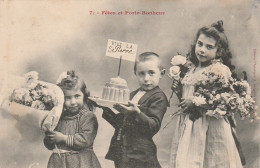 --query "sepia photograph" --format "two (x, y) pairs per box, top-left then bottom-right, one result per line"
(0, 0), (259, 168)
